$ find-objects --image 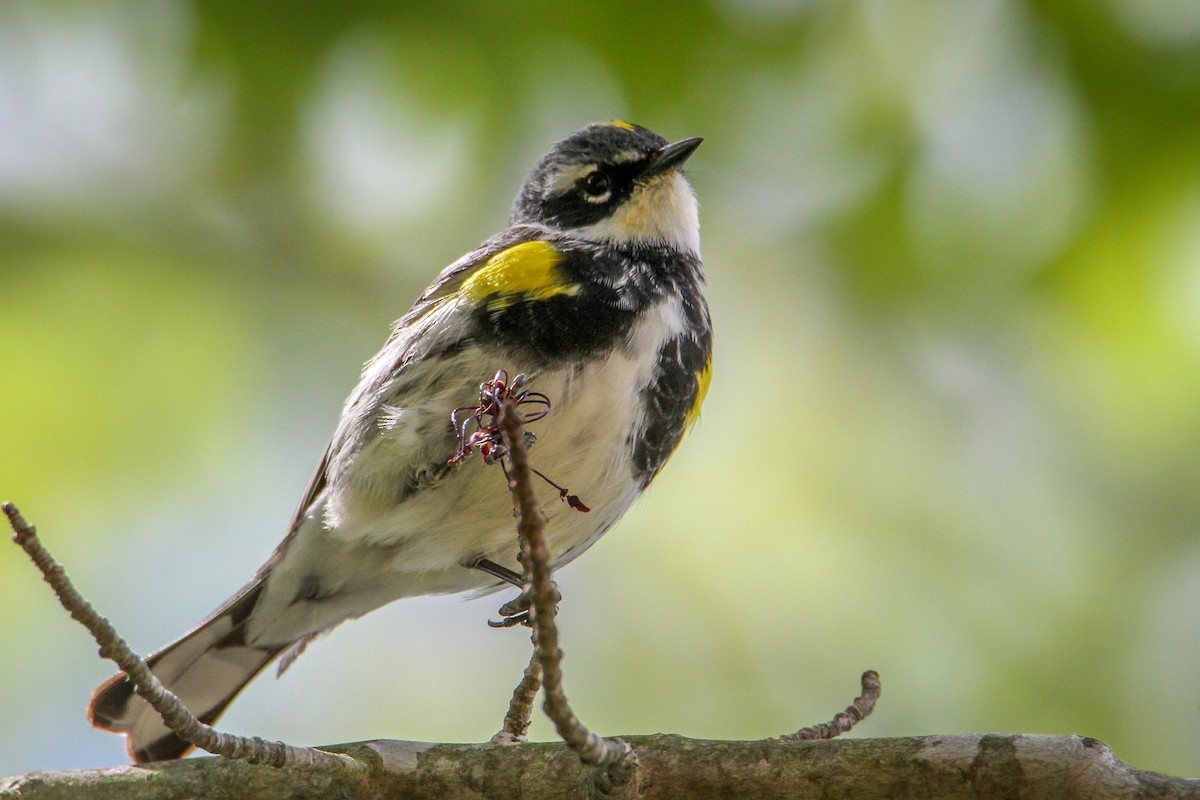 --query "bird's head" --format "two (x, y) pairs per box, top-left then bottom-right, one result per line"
(512, 121), (703, 254)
